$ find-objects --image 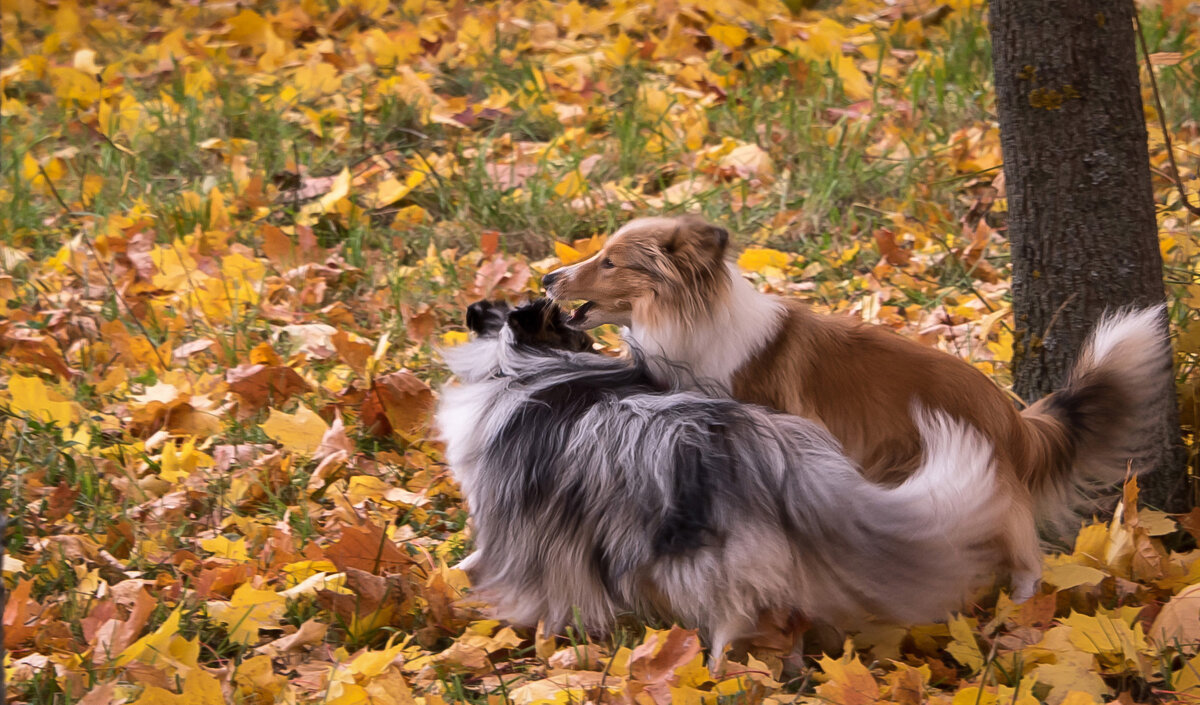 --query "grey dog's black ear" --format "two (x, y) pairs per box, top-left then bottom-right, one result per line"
(506, 299), (557, 337)
(466, 300), (511, 335)
(506, 299), (594, 352)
